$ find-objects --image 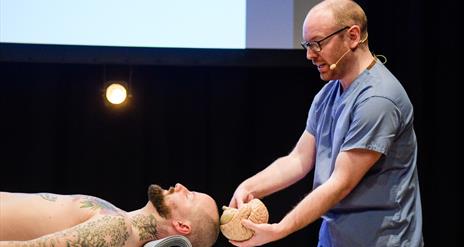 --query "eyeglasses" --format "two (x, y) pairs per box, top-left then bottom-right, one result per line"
(301, 26), (349, 52)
